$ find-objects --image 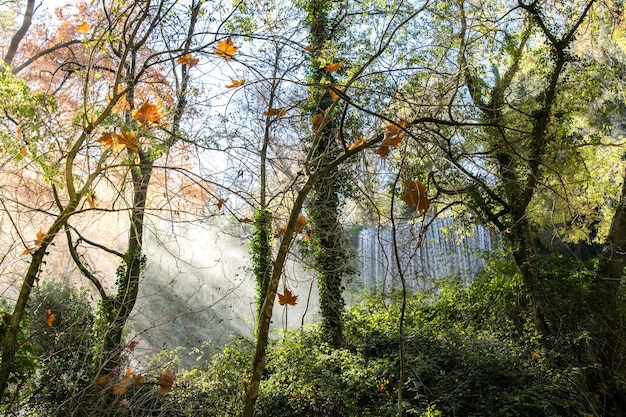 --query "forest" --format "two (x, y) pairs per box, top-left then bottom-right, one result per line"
(1, 0), (626, 415)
